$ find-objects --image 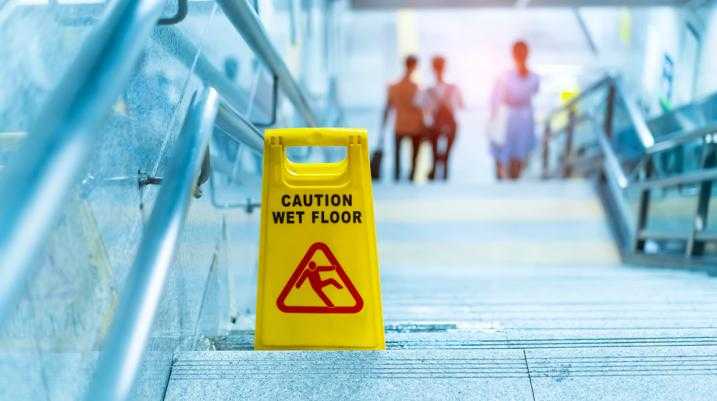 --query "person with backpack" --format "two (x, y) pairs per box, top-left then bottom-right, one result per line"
(419, 56), (464, 181)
